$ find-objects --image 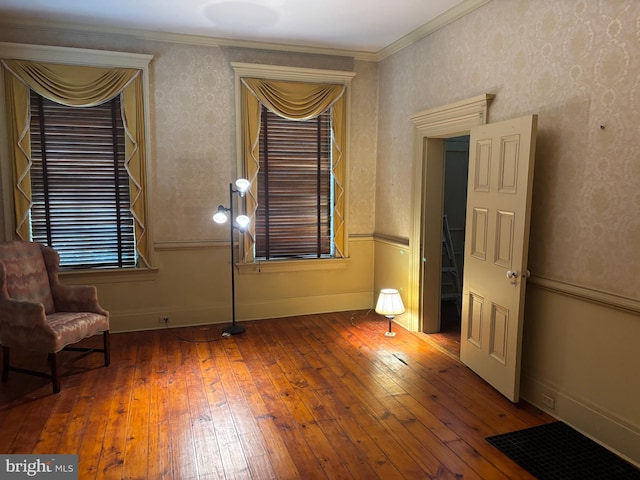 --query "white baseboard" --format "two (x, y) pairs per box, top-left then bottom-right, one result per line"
(239, 291), (374, 321)
(521, 373), (640, 467)
(108, 304), (234, 333)
(107, 291), (374, 333)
